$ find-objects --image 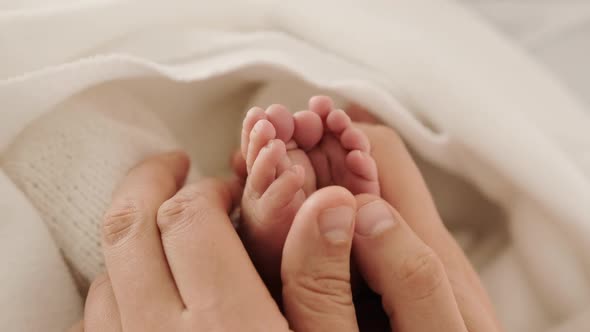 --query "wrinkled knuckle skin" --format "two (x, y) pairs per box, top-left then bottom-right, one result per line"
(157, 189), (211, 234)
(286, 272), (353, 312)
(396, 249), (446, 301)
(102, 199), (147, 246)
(85, 274), (110, 309)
